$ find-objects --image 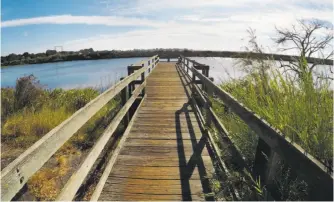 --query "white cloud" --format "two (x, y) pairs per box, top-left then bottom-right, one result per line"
(1, 15), (163, 28)
(1, 0), (332, 55)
